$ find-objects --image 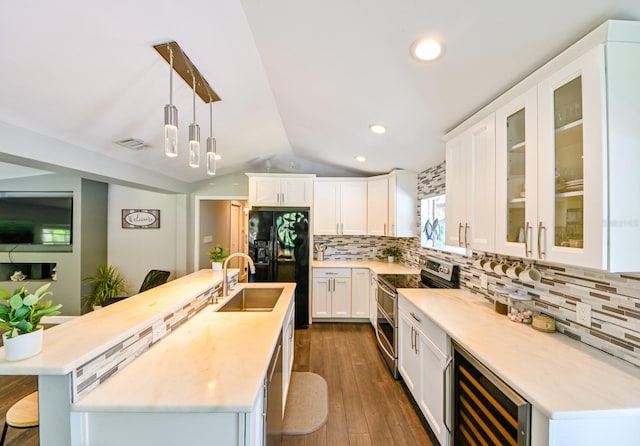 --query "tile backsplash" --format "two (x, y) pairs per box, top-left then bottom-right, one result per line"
(315, 161), (640, 367)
